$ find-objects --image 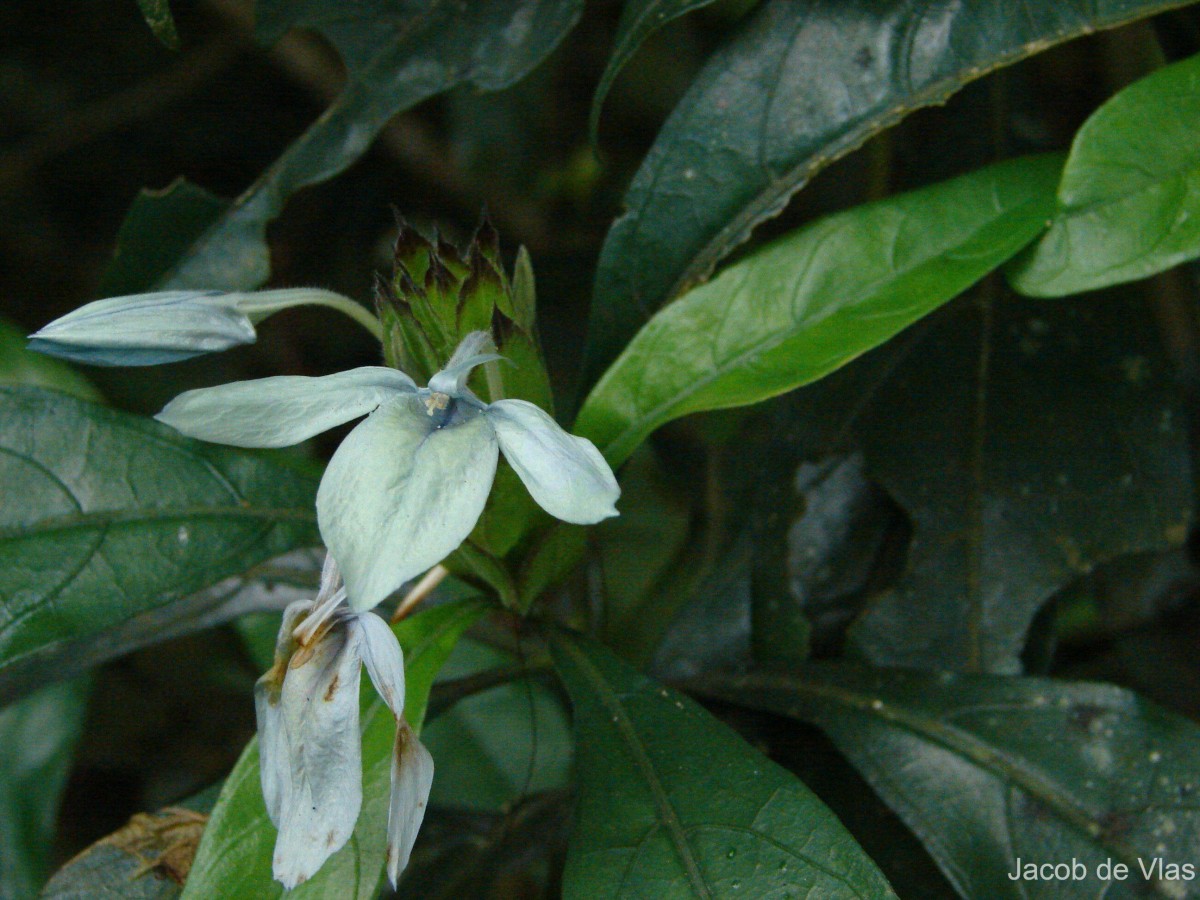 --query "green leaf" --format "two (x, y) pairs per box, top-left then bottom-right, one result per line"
(847, 289), (1192, 673)
(1010, 52), (1200, 296)
(100, 179), (229, 296)
(696, 665), (1200, 899)
(0, 318), (101, 402)
(400, 793), (571, 898)
(585, 0), (1194, 383)
(589, 0), (722, 143)
(576, 154), (1062, 467)
(0, 387), (319, 703)
(158, 0), (583, 291)
(0, 677), (91, 898)
(135, 0), (180, 50)
(548, 631), (896, 898)
(422, 638), (572, 812)
(182, 599), (488, 900)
